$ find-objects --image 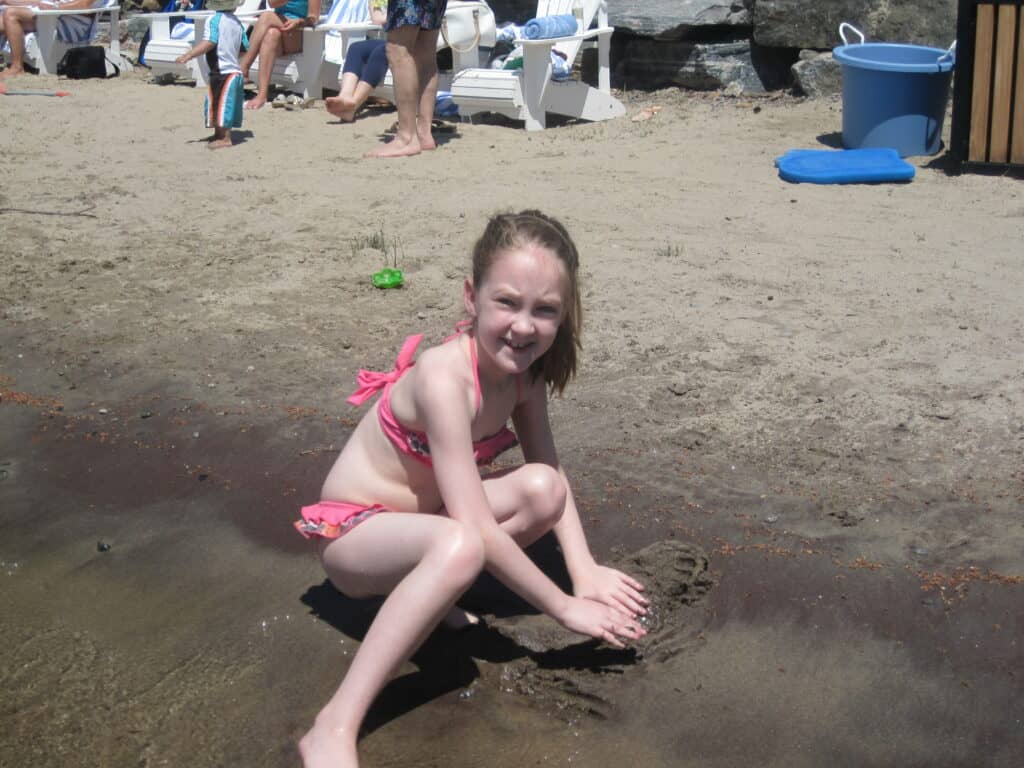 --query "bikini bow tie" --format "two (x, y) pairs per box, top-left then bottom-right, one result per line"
(346, 334), (424, 406)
